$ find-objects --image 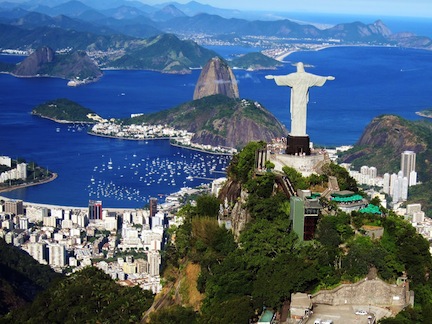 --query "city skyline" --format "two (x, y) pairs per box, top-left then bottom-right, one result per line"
(143, 0), (432, 18)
